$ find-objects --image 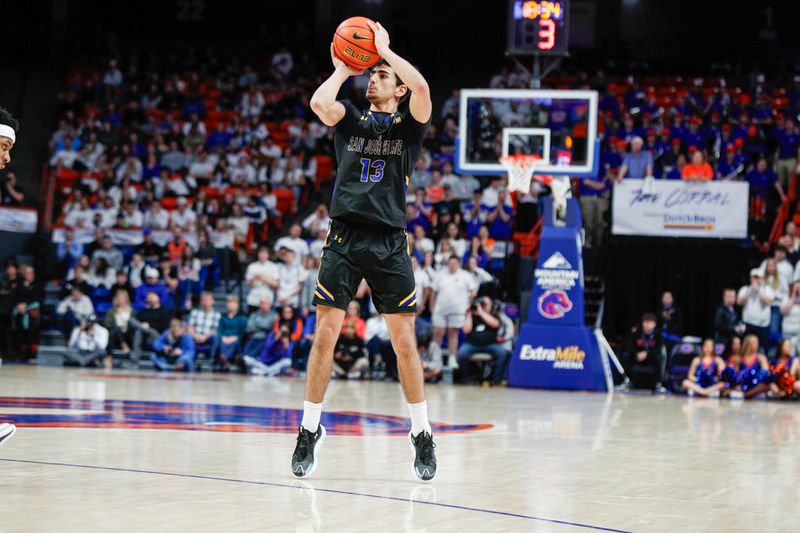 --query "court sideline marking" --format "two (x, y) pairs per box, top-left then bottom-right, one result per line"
(0, 457), (631, 532)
